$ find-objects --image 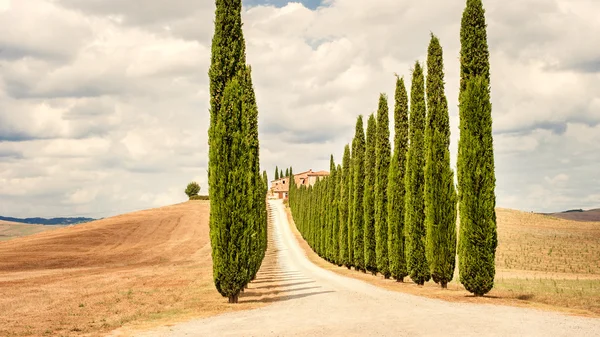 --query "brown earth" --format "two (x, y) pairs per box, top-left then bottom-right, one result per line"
(285, 206), (600, 317)
(0, 201), (280, 337)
